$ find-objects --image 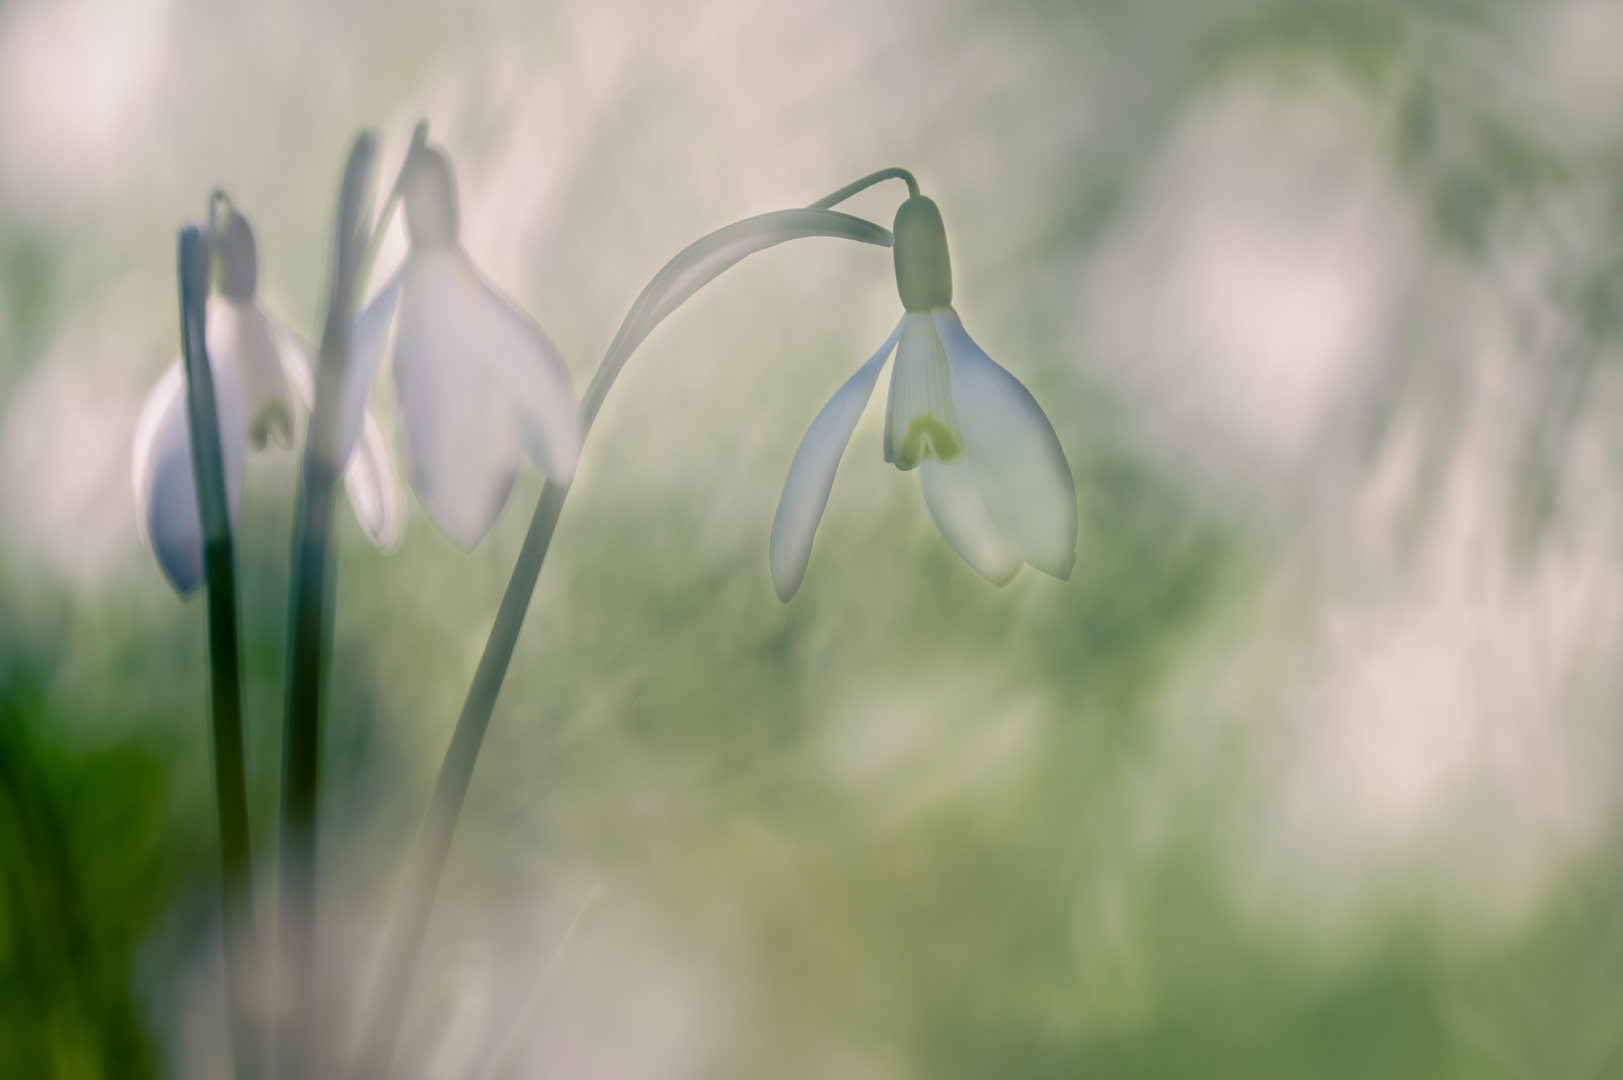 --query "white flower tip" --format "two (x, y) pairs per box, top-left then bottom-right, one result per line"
(770, 551), (803, 603)
(768, 321), (901, 604)
(544, 425), (581, 486)
(445, 522), (484, 552)
(344, 411), (406, 552)
(132, 362), (206, 596)
(770, 489), (816, 602)
(145, 469), (206, 596)
(160, 560), (203, 597)
(991, 562), (1023, 587)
